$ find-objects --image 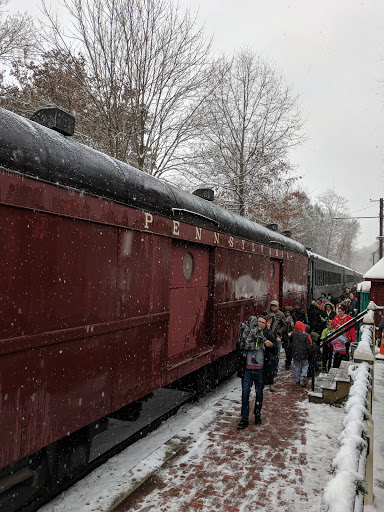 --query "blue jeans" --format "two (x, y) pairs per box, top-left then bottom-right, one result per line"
(273, 340), (282, 376)
(293, 359), (309, 383)
(241, 368), (264, 421)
